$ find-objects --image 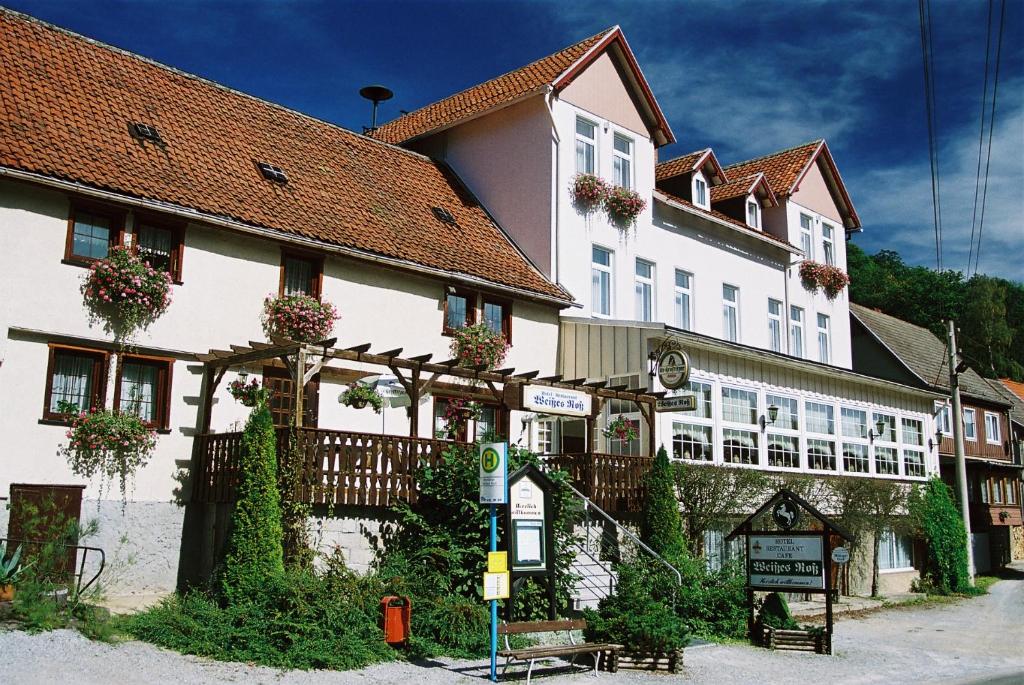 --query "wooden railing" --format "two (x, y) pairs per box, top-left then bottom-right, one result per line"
(543, 452), (653, 513)
(192, 427), (467, 507)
